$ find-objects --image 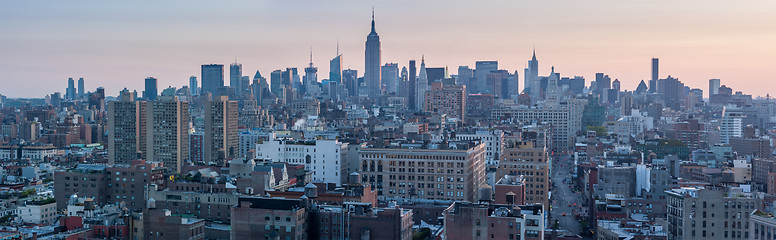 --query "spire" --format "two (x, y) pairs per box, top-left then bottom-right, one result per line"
(309, 46), (314, 67)
(532, 47), (537, 61)
(370, 7), (377, 35)
(336, 38), (340, 56)
(421, 54), (425, 63)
